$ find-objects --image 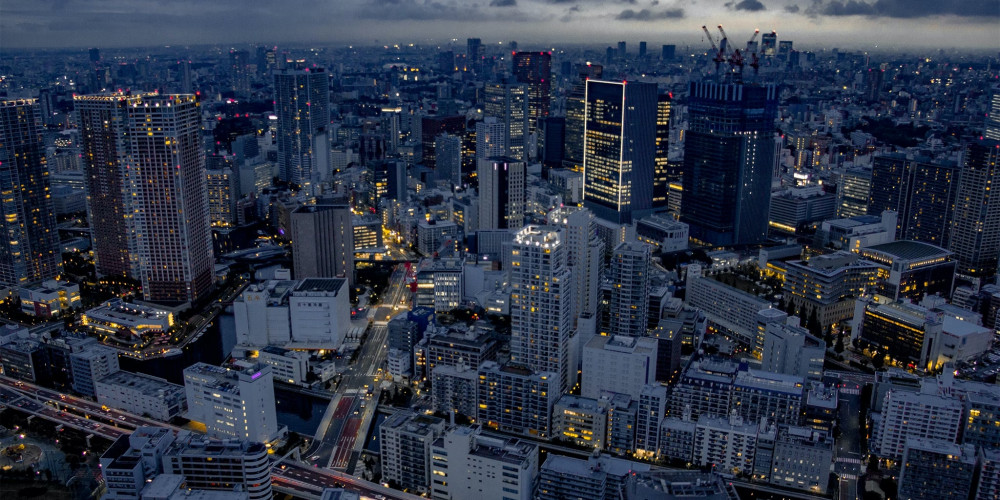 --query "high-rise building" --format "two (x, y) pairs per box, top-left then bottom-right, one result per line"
(229, 49), (251, 97)
(0, 100), (61, 286)
(563, 63), (602, 172)
(868, 153), (960, 247)
(986, 85), (1000, 141)
(477, 157), (525, 230)
(512, 51), (551, 133)
(126, 95), (213, 304)
(582, 80), (658, 224)
(605, 241), (651, 337)
(653, 92), (672, 210)
(429, 425), (539, 500)
(874, 389), (963, 460)
(434, 133), (462, 186)
(581, 335), (658, 400)
(483, 81), (528, 162)
(509, 226), (575, 392)
(380, 411), (446, 494)
(837, 167), (872, 218)
(475, 116), (506, 161)
(547, 206), (604, 325)
(274, 67), (330, 188)
(681, 82), (778, 246)
(467, 38), (482, 73)
(661, 45), (676, 60)
(761, 31), (777, 56)
(290, 200), (354, 285)
(183, 362), (279, 443)
(477, 361), (559, 439)
(206, 167), (237, 228)
(617, 41), (627, 59)
(638, 41), (647, 58)
(949, 139), (1000, 280)
(75, 93), (153, 279)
